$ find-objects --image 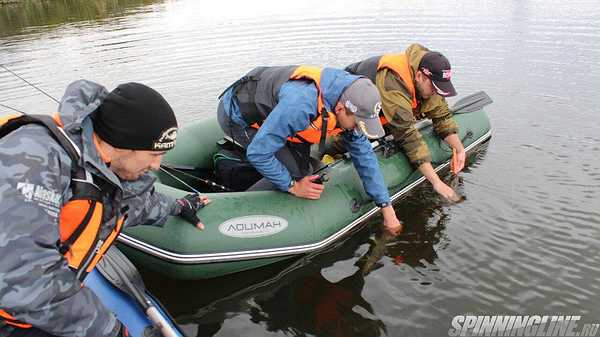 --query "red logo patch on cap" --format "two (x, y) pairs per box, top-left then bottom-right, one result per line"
(442, 69), (452, 80)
